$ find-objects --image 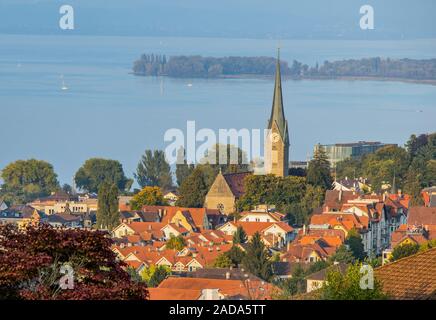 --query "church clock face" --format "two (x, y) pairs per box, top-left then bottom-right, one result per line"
(271, 132), (280, 143)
